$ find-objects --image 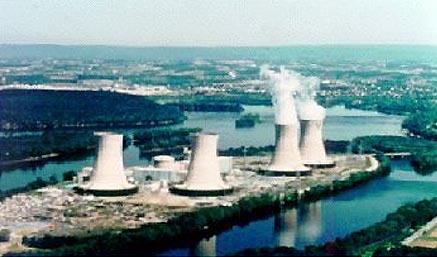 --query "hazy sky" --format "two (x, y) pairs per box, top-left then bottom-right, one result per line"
(1, 0), (436, 46)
